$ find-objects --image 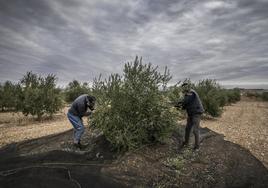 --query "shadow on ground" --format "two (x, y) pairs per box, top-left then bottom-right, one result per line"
(0, 128), (267, 188)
